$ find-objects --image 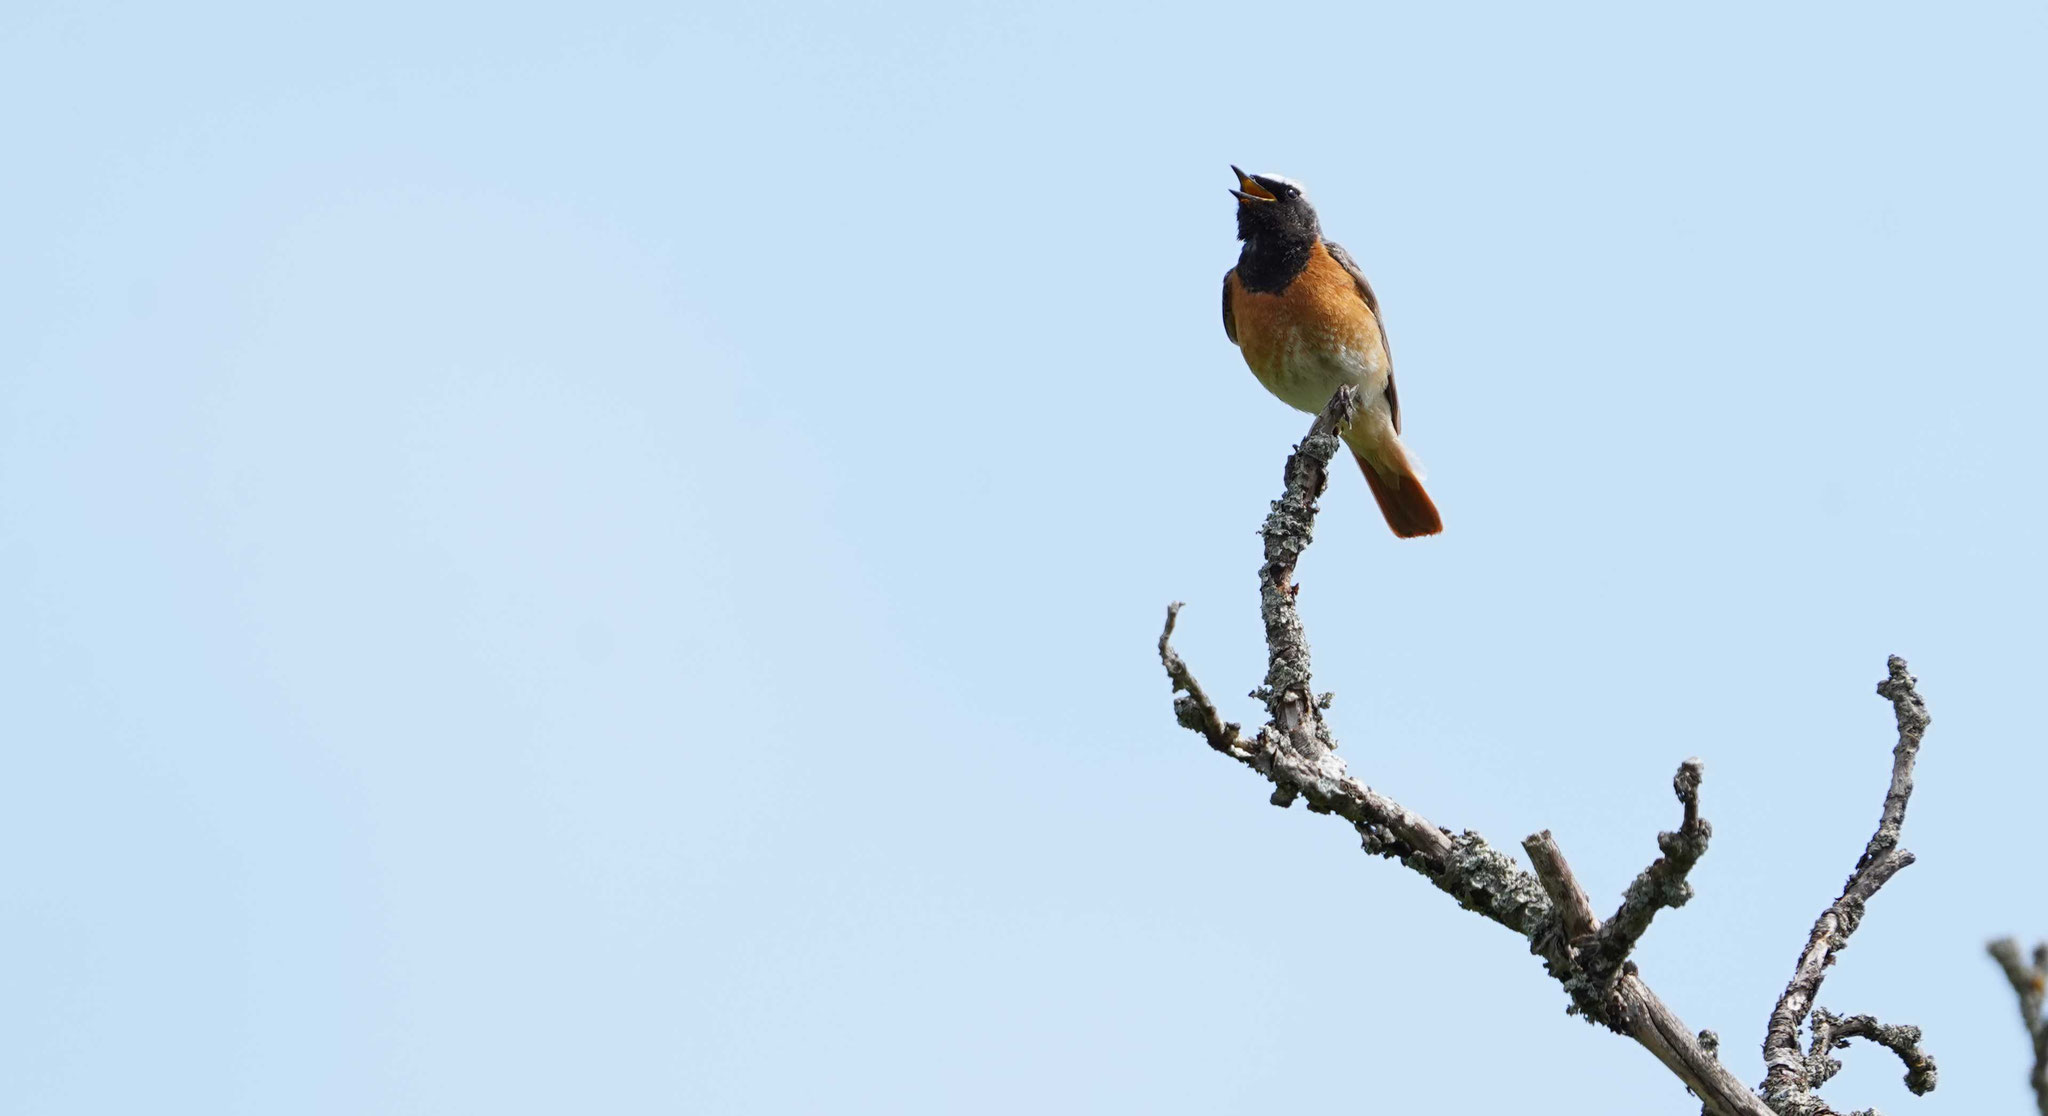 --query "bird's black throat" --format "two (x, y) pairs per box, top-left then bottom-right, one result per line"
(1234, 230), (1318, 295)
